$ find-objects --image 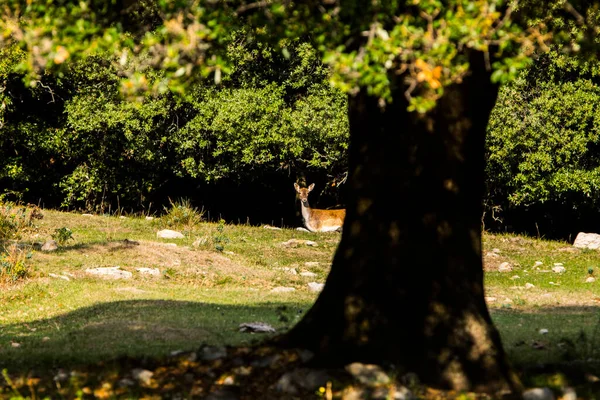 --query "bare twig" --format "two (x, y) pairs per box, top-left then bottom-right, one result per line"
(235, 1), (270, 15)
